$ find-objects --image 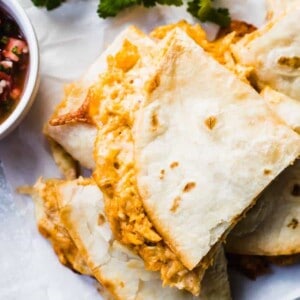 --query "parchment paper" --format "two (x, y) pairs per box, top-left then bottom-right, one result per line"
(0, 0), (300, 299)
